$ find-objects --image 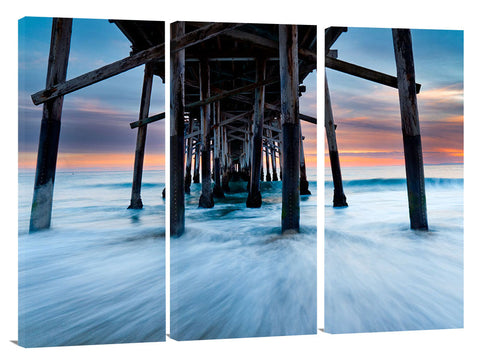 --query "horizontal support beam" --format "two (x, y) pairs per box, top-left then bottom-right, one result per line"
(226, 125), (249, 134)
(186, 73), (280, 109)
(263, 124), (281, 133)
(185, 129), (201, 140)
(129, 112), (165, 129)
(171, 22), (242, 53)
(227, 133), (245, 141)
(216, 110), (253, 128)
(31, 44), (165, 105)
(299, 113), (317, 124)
(223, 30), (317, 63)
(31, 23), (239, 106)
(326, 56), (421, 94)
